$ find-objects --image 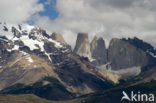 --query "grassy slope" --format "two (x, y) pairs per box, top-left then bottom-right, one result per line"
(0, 77), (73, 101)
(74, 80), (156, 103)
(0, 94), (77, 103)
(0, 81), (156, 103)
